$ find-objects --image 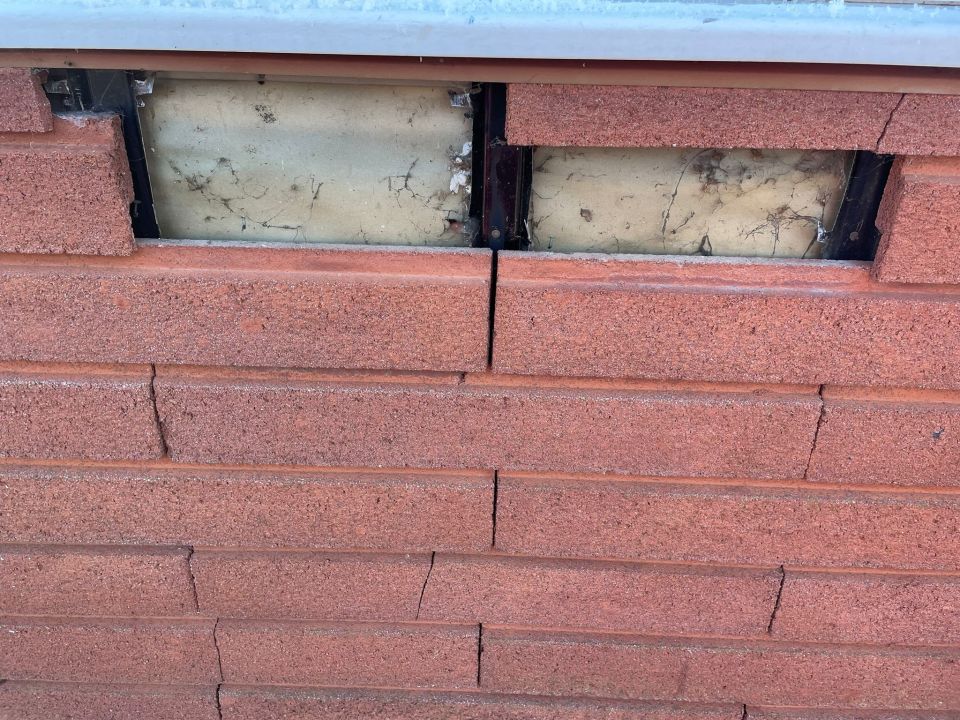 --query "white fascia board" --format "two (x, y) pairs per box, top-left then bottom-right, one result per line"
(2, 0), (960, 68)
